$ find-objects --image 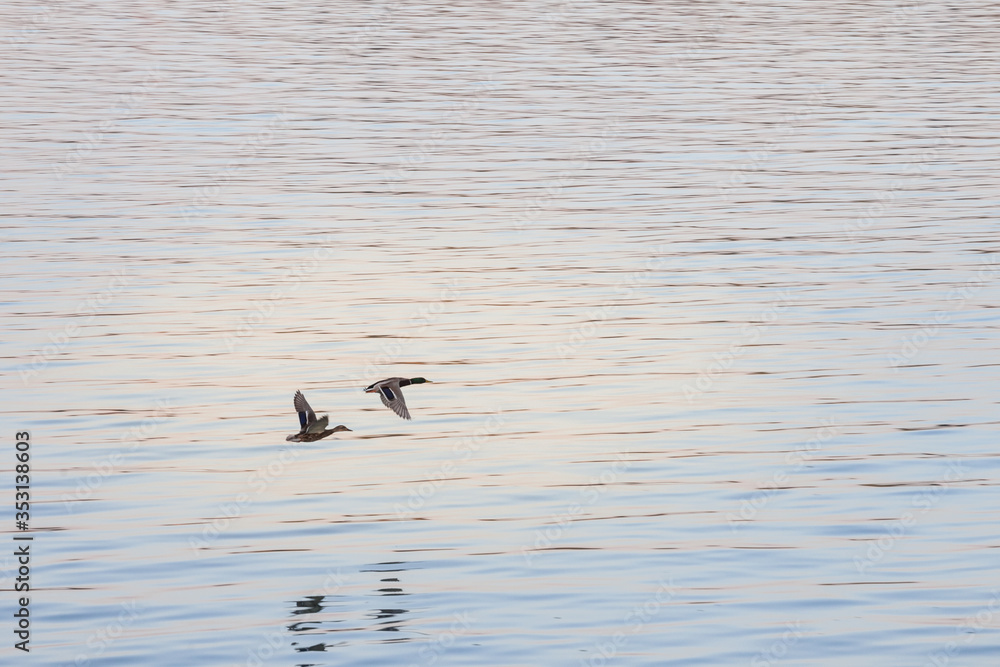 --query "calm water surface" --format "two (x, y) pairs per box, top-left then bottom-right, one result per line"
(2, 1), (999, 665)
